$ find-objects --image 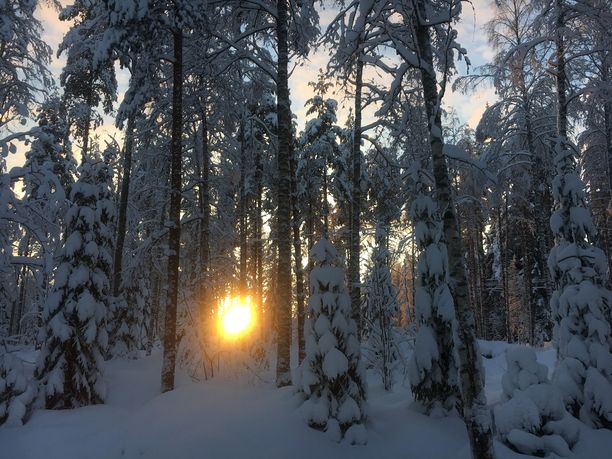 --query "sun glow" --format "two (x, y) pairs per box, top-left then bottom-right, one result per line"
(219, 295), (254, 338)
